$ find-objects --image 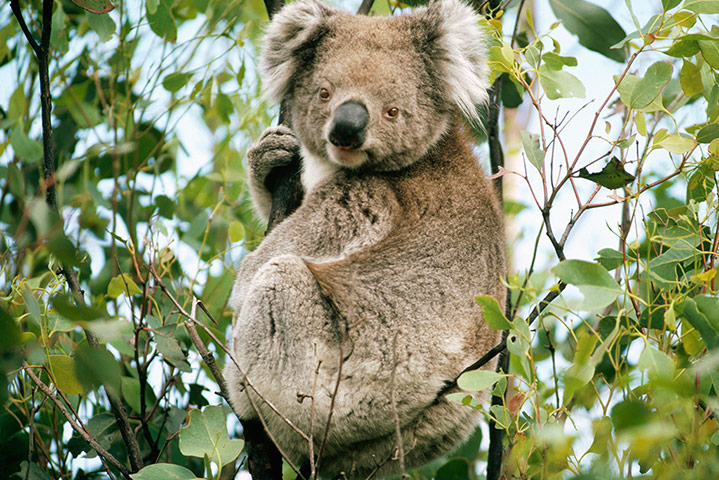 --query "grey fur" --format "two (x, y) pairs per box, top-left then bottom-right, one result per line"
(226, 1), (505, 478)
